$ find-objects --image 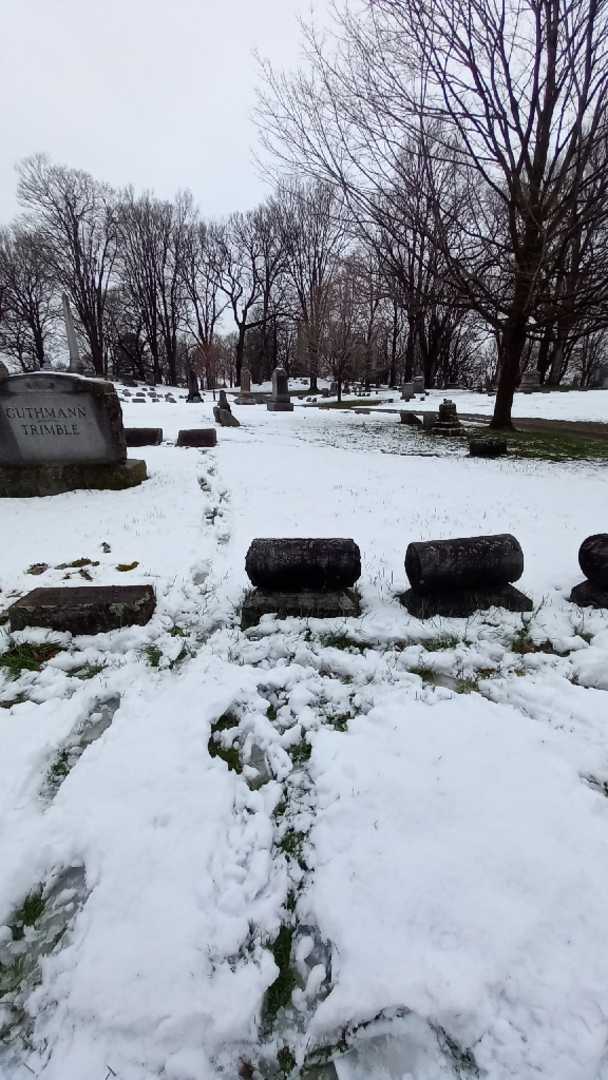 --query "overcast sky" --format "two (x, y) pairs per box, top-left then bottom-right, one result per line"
(0, 0), (328, 223)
